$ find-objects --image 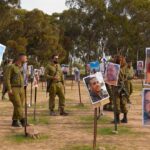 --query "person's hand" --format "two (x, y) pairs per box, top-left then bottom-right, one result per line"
(8, 90), (13, 96)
